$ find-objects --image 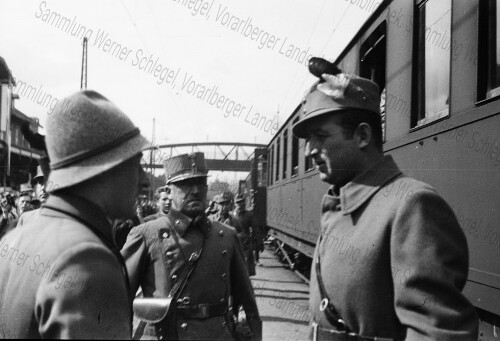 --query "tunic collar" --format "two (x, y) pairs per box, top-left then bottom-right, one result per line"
(322, 155), (402, 215)
(167, 209), (211, 237)
(41, 192), (114, 246)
